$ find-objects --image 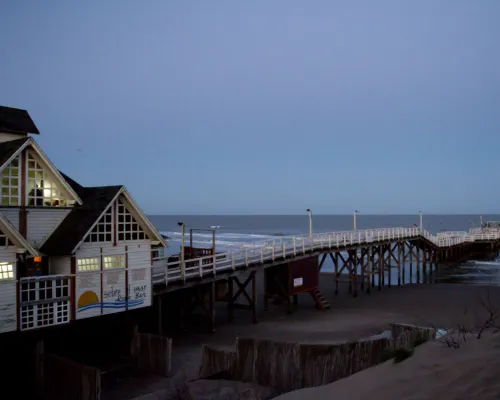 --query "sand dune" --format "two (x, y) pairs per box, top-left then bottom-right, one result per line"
(276, 331), (500, 400)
